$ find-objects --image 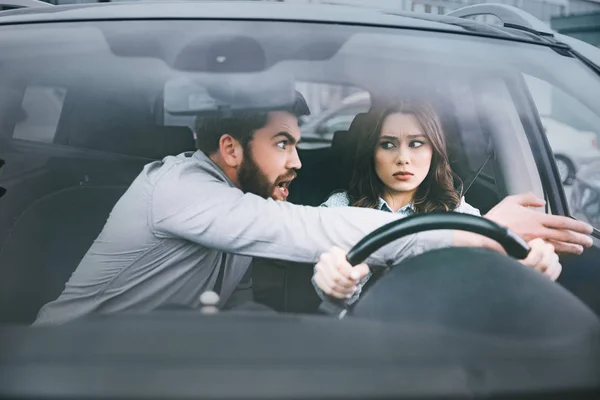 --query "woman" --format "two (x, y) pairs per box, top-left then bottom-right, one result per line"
(313, 99), (561, 302)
